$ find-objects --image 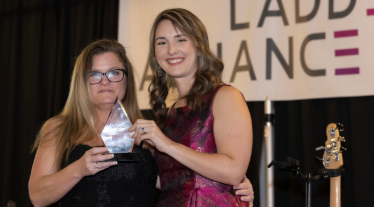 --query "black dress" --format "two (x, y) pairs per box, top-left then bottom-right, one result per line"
(58, 144), (158, 207)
